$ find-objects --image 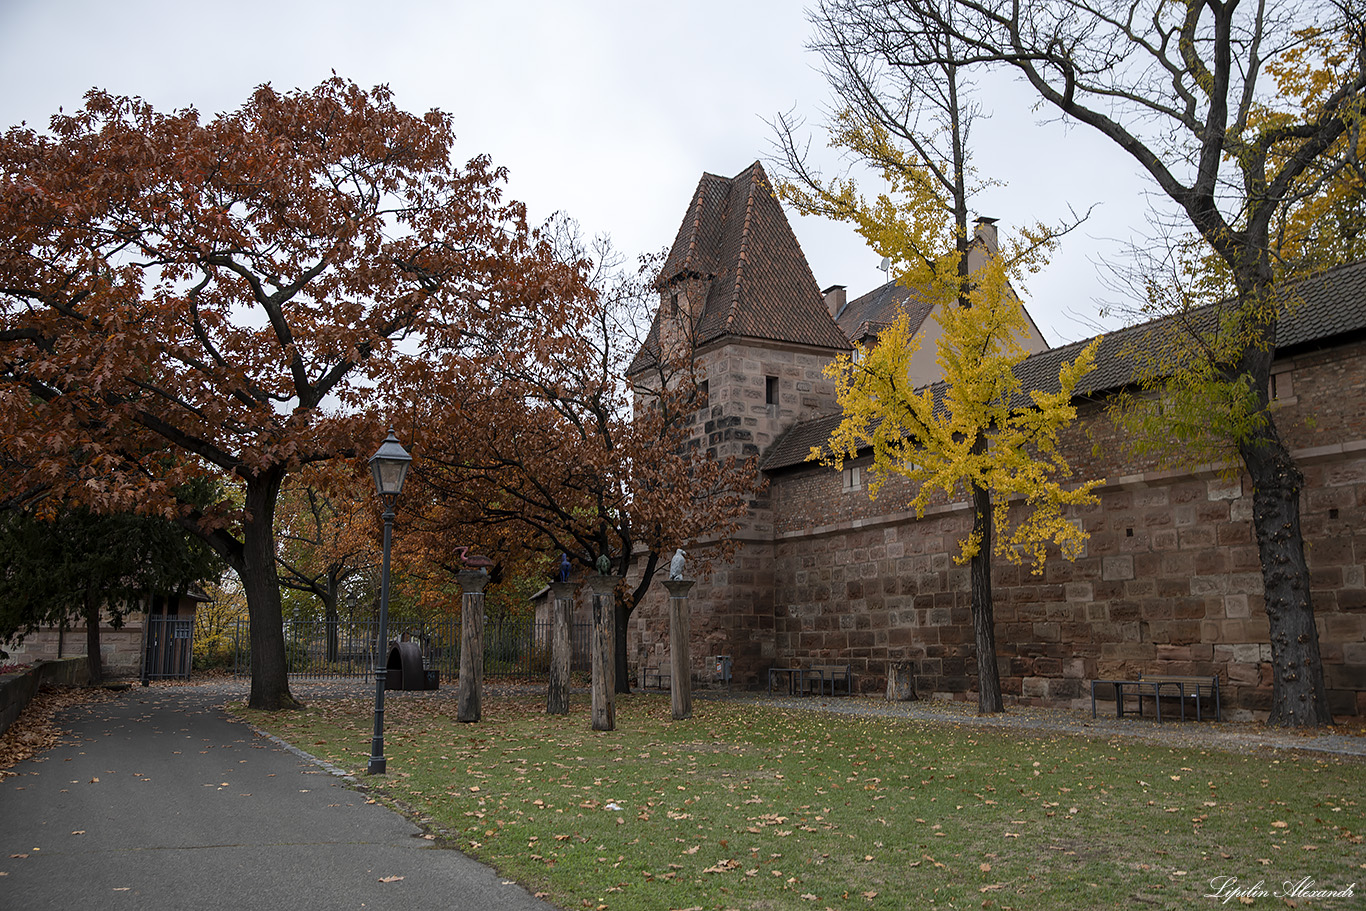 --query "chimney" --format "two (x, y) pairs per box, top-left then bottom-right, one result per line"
(822, 284), (847, 320)
(973, 216), (999, 253)
(968, 217), (1000, 278)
